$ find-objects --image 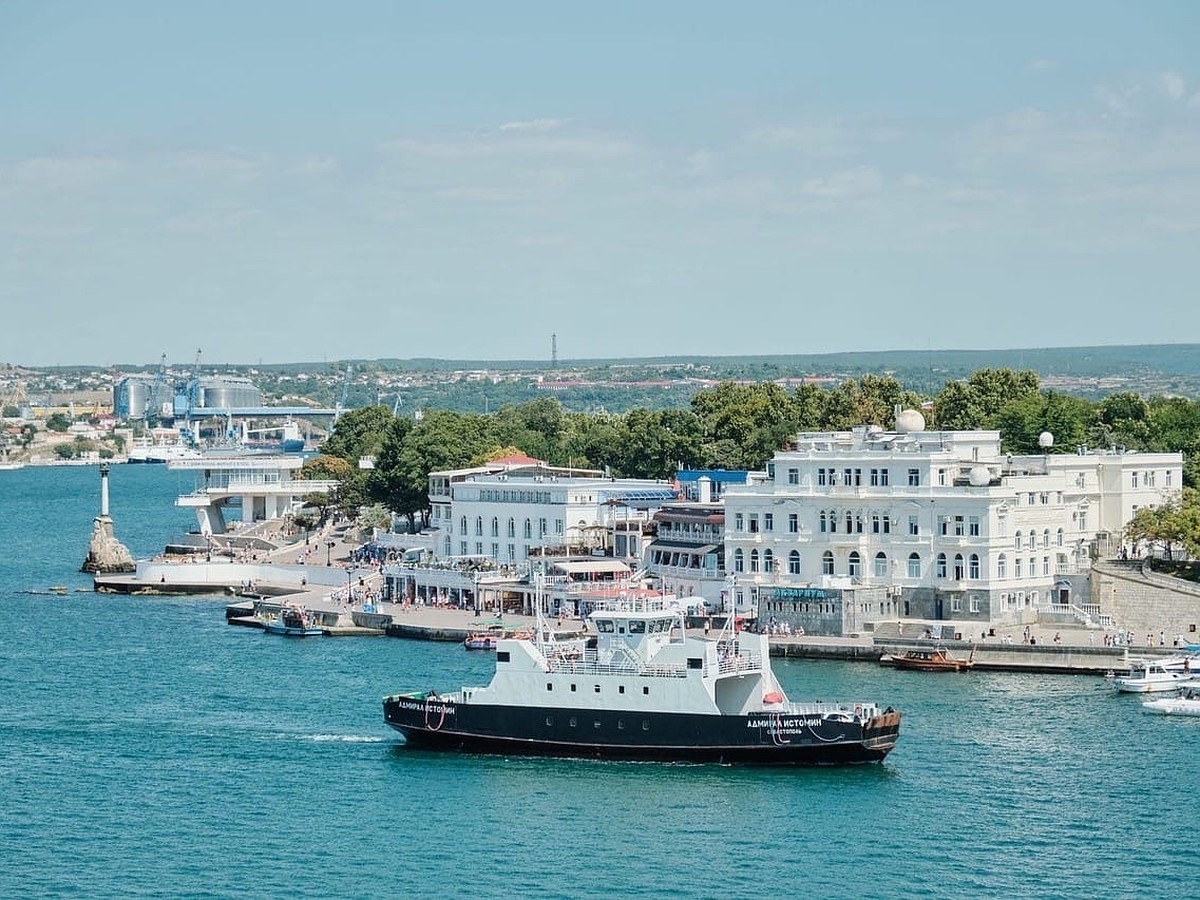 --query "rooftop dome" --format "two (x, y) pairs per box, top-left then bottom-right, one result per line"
(895, 409), (926, 434)
(968, 465), (991, 487)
